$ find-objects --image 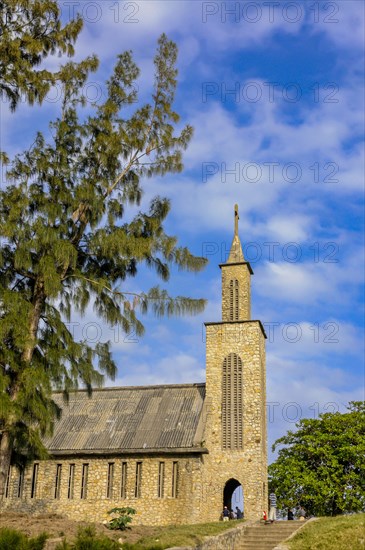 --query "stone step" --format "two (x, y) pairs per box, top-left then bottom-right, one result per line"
(242, 537), (294, 544)
(244, 522), (302, 531)
(243, 535), (294, 541)
(244, 527), (301, 533)
(240, 529), (295, 540)
(237, 521), (303, 550)
(245, 525), (300, 535)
